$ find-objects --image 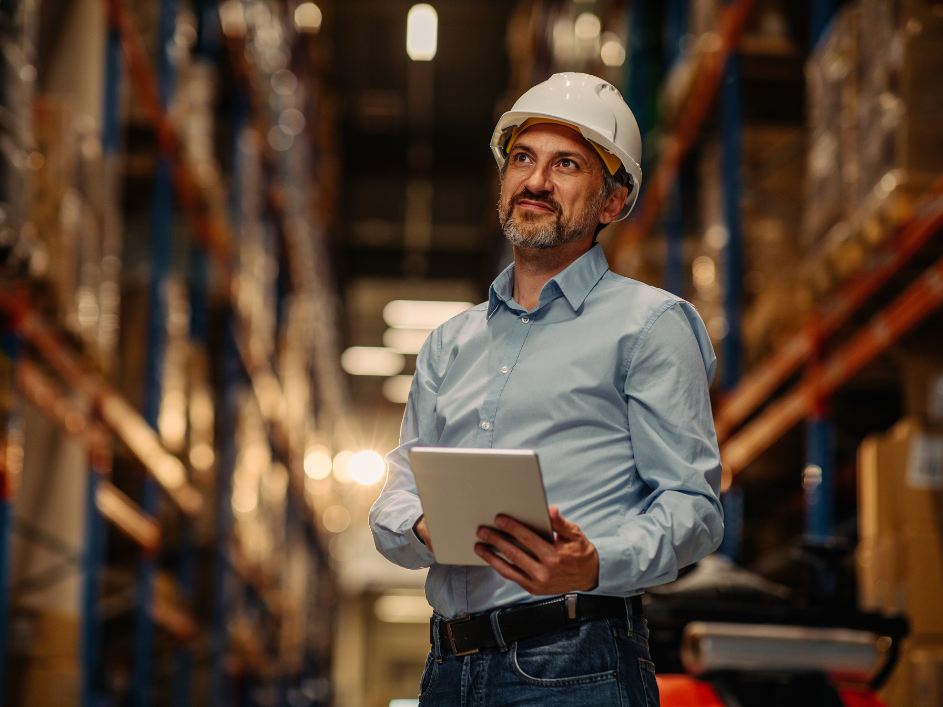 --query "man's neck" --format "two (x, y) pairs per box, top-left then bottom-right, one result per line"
(511, 236), (594, 311)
